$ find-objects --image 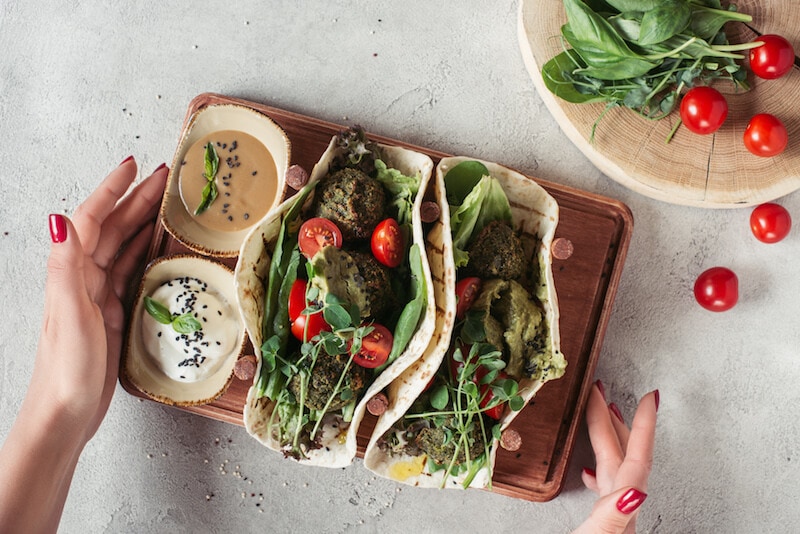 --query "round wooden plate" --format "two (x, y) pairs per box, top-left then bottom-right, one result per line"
(518, 0), (800, 208)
